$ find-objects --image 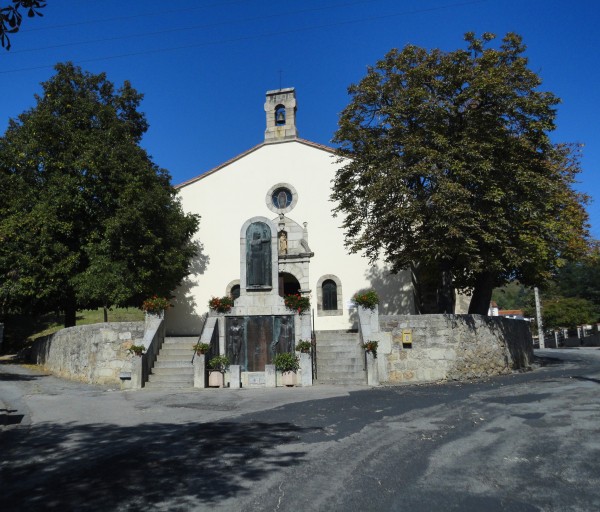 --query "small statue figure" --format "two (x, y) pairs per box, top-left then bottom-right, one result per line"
(278, 231), (288, 254)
